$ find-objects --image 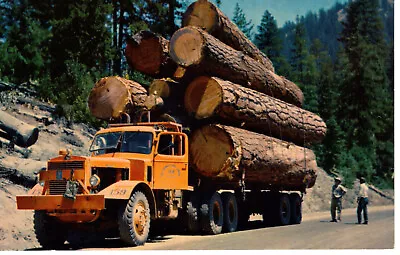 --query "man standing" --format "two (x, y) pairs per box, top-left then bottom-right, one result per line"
(331, 177), (347, 222)
(357, 177), (369, 224)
